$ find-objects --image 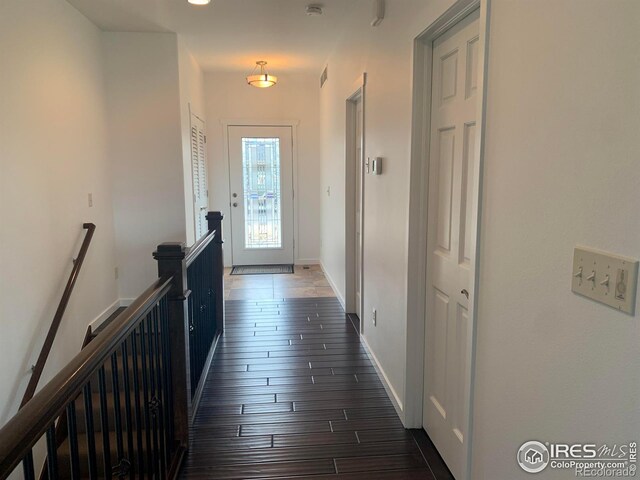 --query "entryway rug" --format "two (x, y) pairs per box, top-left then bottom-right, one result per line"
(230, 264), (294, 275)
